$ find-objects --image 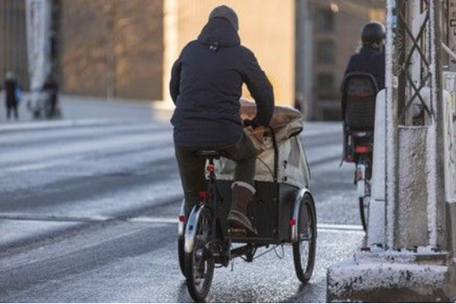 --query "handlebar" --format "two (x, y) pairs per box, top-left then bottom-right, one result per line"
(242, 119), (259, 129)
